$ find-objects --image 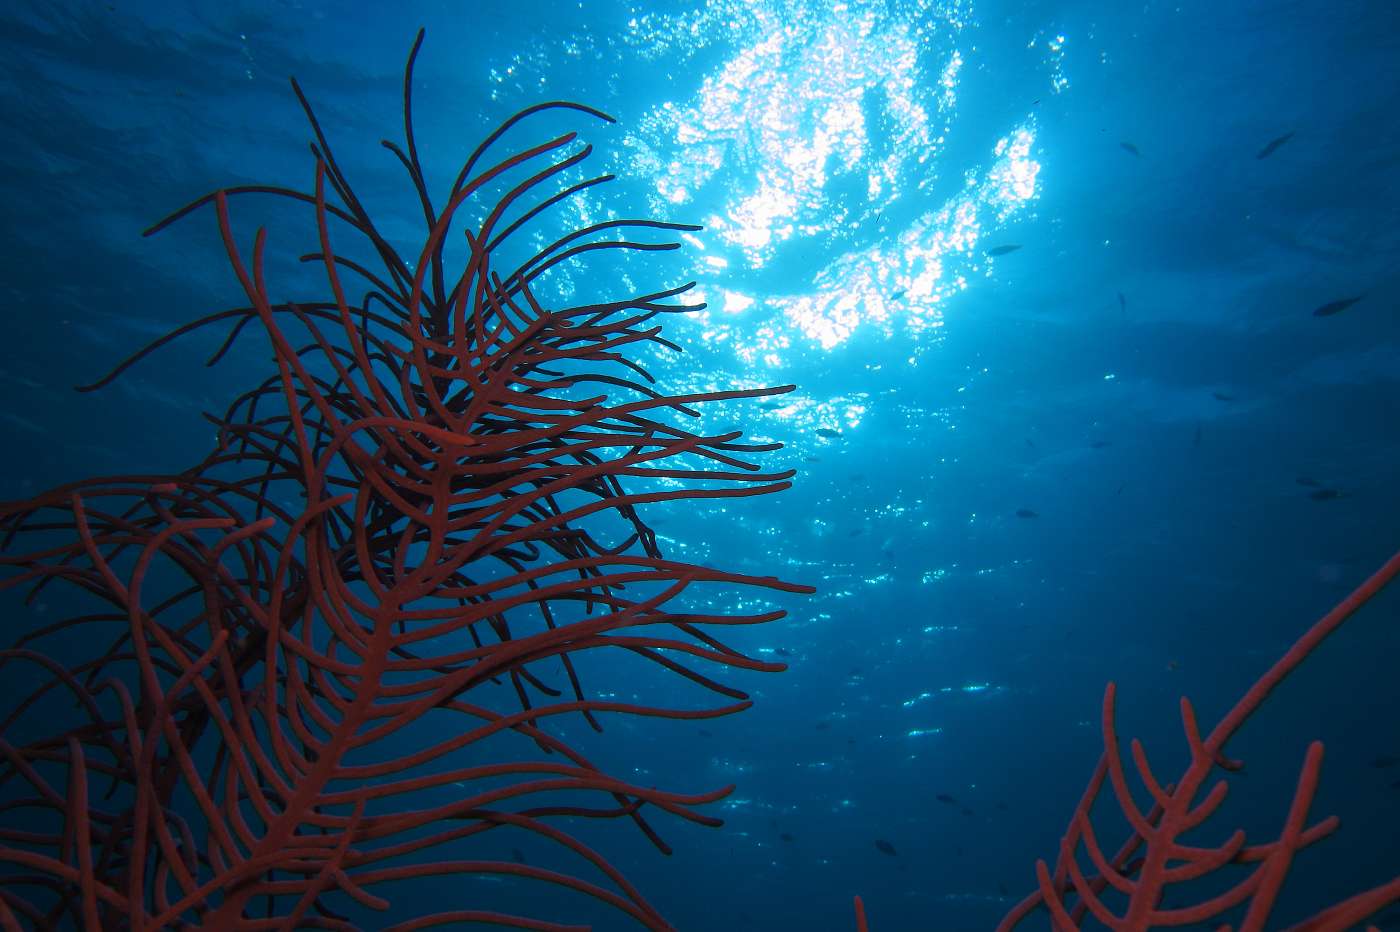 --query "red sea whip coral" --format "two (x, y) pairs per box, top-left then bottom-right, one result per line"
(0, 31), (811, 929)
